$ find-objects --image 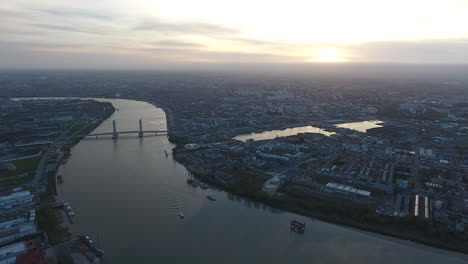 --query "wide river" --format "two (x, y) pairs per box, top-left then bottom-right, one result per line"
(57, 99), (467, 264)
